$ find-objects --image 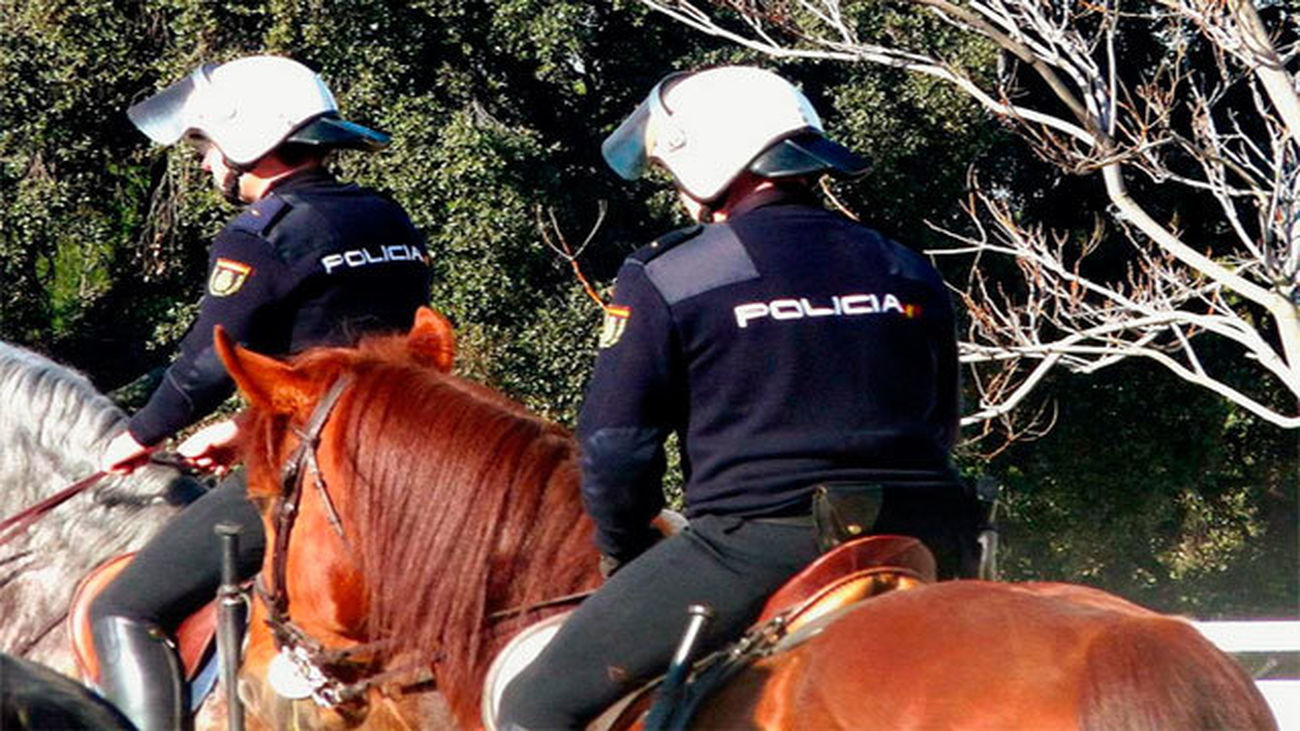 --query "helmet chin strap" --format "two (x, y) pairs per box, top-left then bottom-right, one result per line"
(222, 157), (251, 205)
(678, 186), (718, 223)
